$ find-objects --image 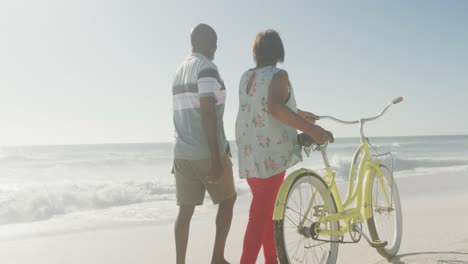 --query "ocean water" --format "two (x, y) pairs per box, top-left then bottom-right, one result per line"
(0, 135), (467, 239)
